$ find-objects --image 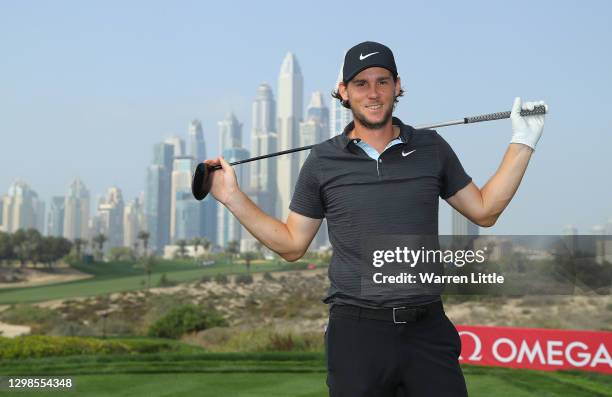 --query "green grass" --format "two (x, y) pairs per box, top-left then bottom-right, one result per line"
(0, 260), (320, 305)
(0, 353), (610, 397)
